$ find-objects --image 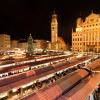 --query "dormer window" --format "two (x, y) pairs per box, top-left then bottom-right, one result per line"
(90, 18), (94, 22)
